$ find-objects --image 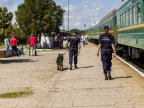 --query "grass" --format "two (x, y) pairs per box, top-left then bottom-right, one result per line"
(0, 88), (33, 98)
